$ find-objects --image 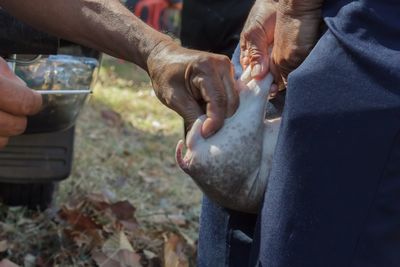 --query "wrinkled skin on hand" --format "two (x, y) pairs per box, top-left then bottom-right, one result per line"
(240, 0), (278, 80)
(175, 67), (281, 213)
(240, 0), (323, 87)
(272, 0), (324, 85)
(147, 41), (239, 137)
(0, 57), (42, 148)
